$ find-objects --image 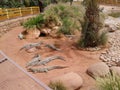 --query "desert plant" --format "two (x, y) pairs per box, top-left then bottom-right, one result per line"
(44, 3), (85, 35)
(109, 12), (120, 18)
(78, 0), (107, 47)
(48, 81), (67, 90)
(96, 73), (120, 90)
(22, 14), (44, 30)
